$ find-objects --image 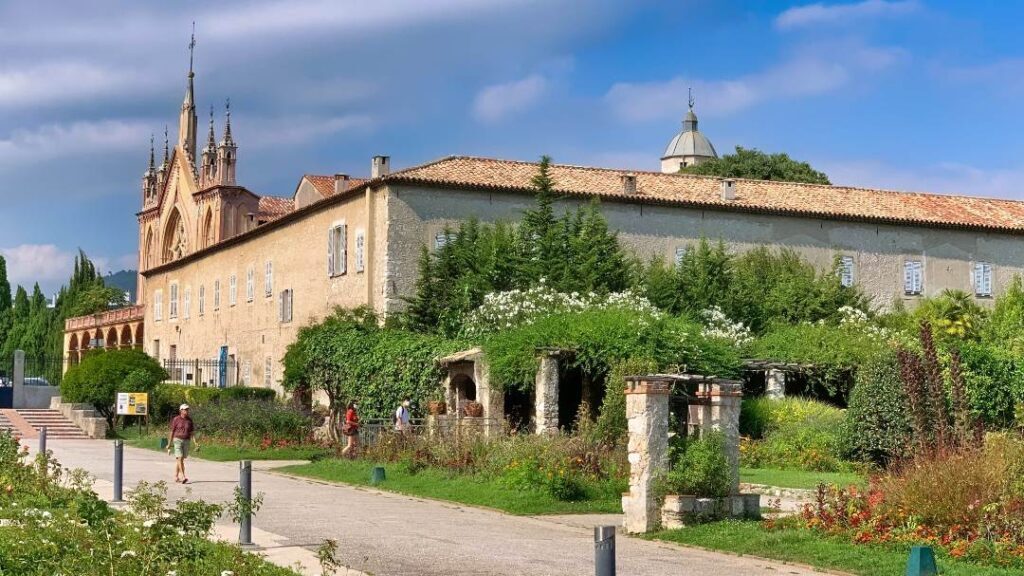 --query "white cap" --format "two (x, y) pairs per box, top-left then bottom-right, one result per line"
(179, 404), (190, 410)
